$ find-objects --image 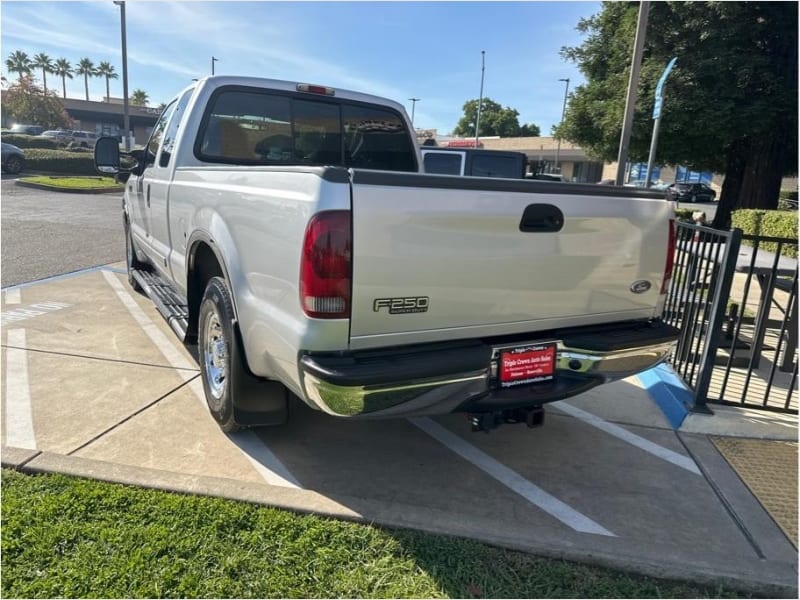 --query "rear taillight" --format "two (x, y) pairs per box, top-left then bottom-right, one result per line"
(300, 211), (352, 318)
(661, 218), (676, 294)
